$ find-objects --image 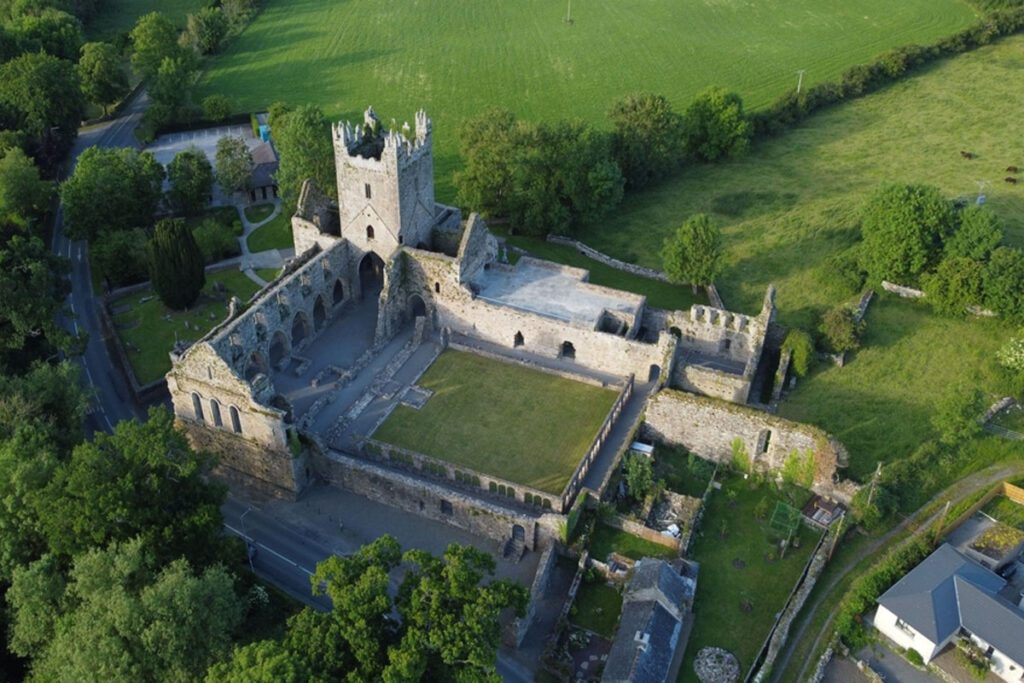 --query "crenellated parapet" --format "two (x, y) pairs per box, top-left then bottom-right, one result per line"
(333, 107), (433, 169)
